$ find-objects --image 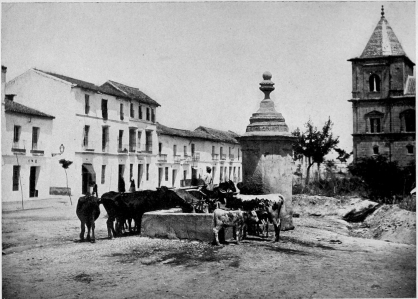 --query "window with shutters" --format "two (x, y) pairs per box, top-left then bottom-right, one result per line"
(12, 165), (20, 191)
(32, 127), (40, 150)
(120, 103), (124, 120)
(85, 94), (90, 114)
(139, 106), (143, 119)
(130, 103), (134, 118)
(83, 126), (89, 149)
(151, 108), (156, 123)
(146, 108), (150, 121)
(102, 126), (109, 152)
(101, 165), (106, 184)
(101, 99), (108, 120)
